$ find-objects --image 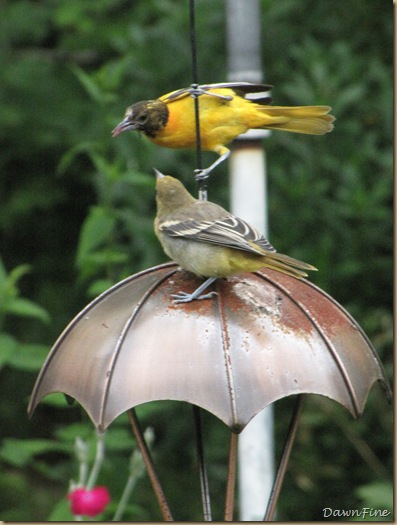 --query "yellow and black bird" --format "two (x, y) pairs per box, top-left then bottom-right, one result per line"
(154, 169), (317, 303)
(113, 82), (335, 177)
